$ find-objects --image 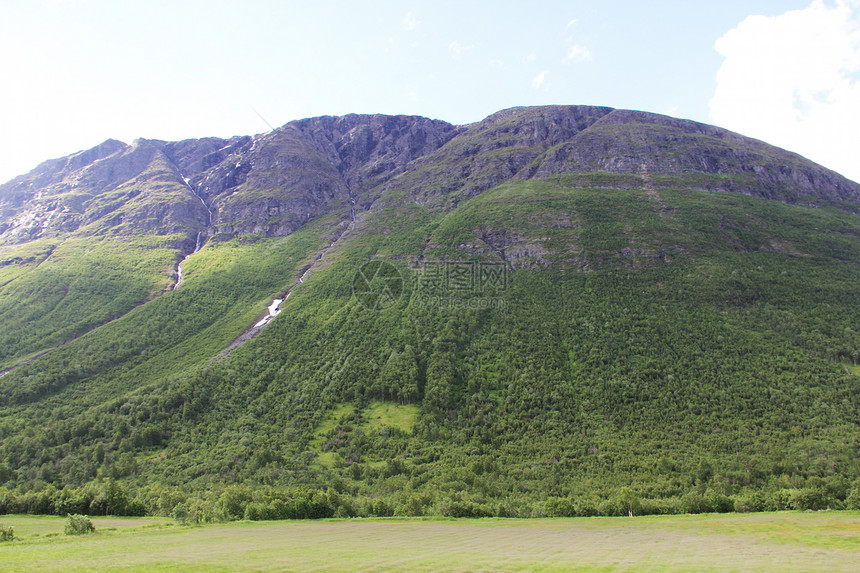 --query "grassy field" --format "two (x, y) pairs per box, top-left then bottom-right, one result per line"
(361, 401), (419, 433)
(0, 512), (858, 572)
